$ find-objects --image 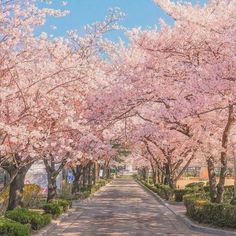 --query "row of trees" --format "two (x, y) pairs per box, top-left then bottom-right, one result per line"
(0, 0), (235, 211)
(85, 0), (236, 203)
(0, 0), (122, 210)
